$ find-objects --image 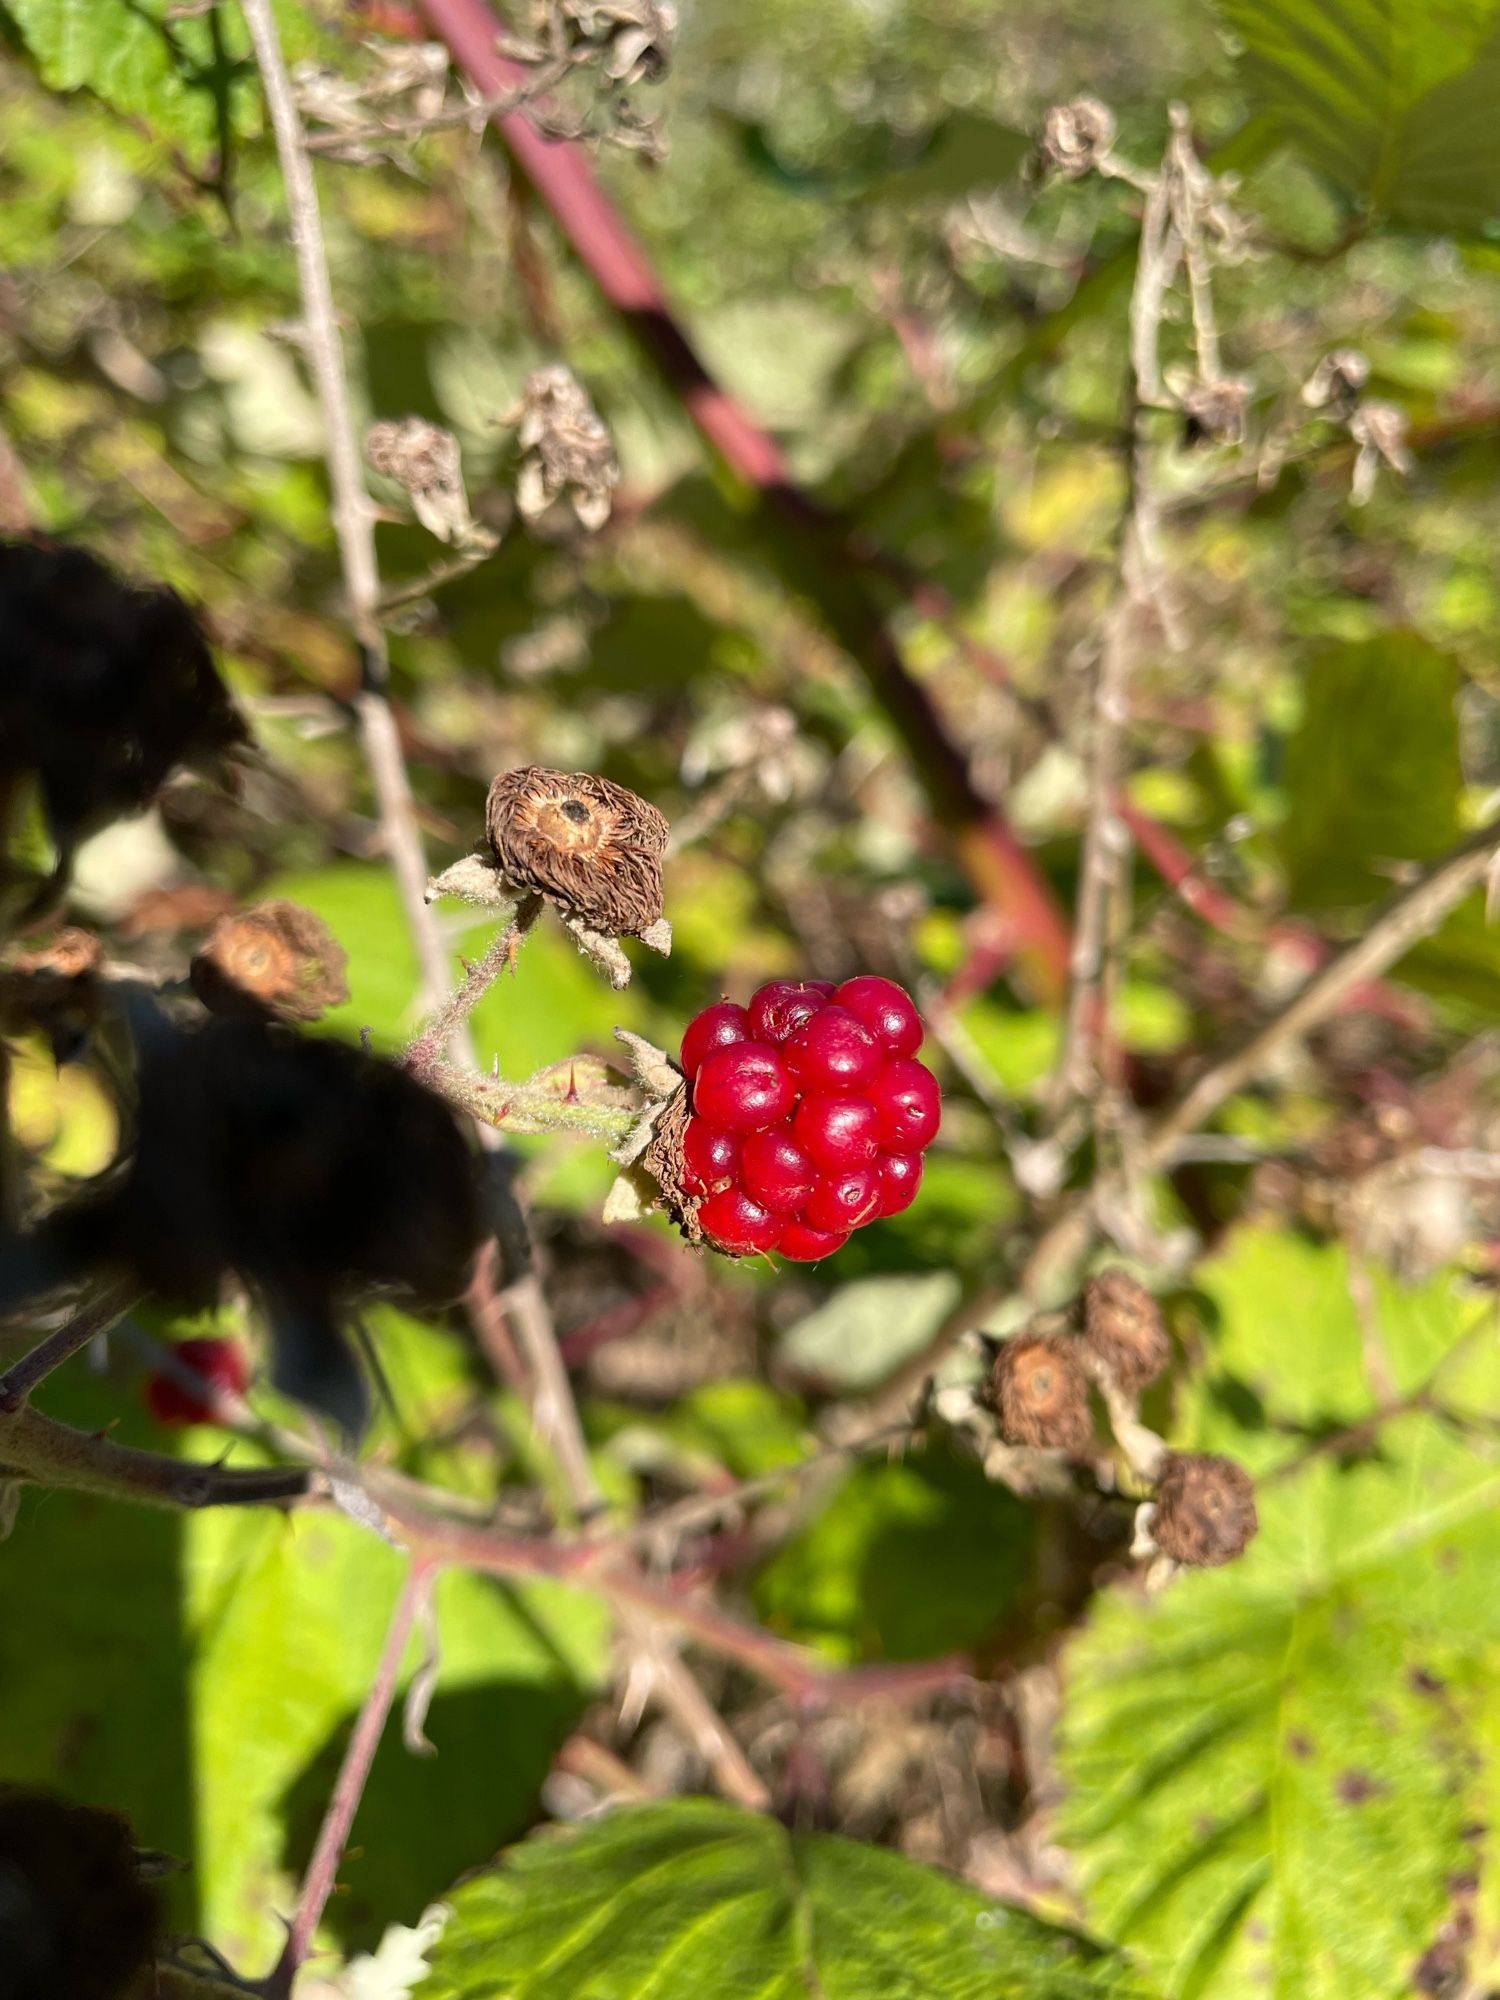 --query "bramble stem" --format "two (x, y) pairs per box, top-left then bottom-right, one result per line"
(404, 896), (543, 1076)
(0, 1278), (141, 1412)
(0, 1402), (309, 1510)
